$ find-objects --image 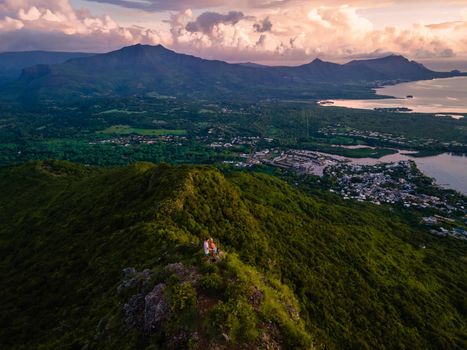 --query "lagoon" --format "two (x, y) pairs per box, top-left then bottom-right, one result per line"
(317, 76), (467, 194)
(323, 76), (467, 118)
(325, 150), (467, 195)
